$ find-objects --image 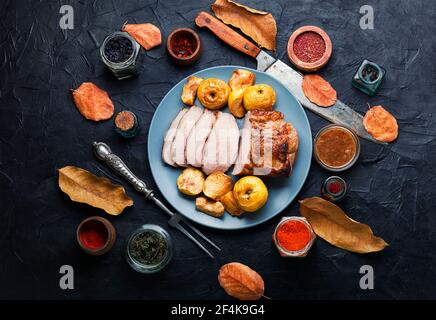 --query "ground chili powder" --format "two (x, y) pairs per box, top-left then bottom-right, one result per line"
(277, 220), (311, 252)
(79, 221), (108, 249)
(293, 31), (326, 63)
